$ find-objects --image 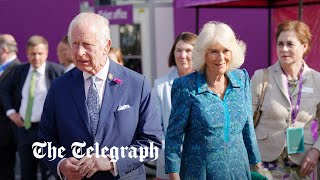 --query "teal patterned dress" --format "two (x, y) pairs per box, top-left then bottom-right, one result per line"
(165, 69), (261, 179)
